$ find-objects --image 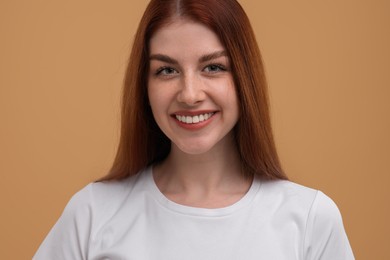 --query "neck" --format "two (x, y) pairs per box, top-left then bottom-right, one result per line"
(153, 134), (251, 204)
